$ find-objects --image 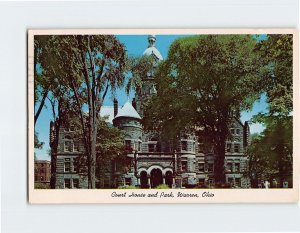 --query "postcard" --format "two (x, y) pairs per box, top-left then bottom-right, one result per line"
(28, 29), (299, 203)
